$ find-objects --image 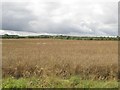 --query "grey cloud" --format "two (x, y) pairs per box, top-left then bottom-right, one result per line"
(2, 1), (118, 36)
(2, 2), (36, 31)
(0, 2), (2, 29)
